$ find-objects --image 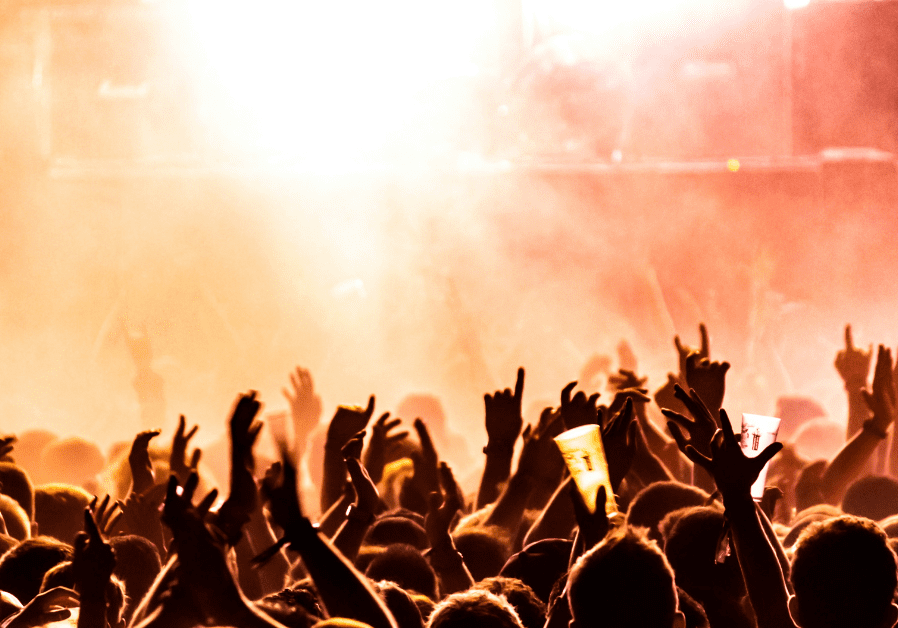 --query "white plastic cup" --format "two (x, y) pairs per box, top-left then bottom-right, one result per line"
(740, 413), (782, 501)
(554, 424), (617, 514)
